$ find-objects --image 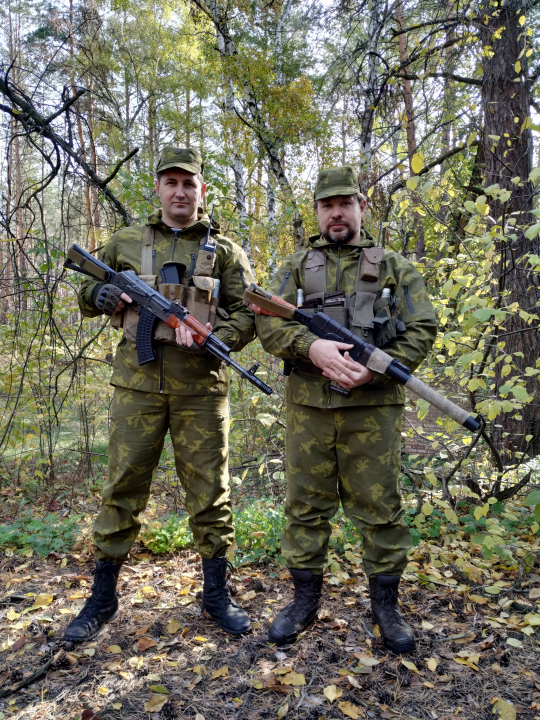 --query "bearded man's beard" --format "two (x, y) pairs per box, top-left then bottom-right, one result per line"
(321, 225), (356, 244)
